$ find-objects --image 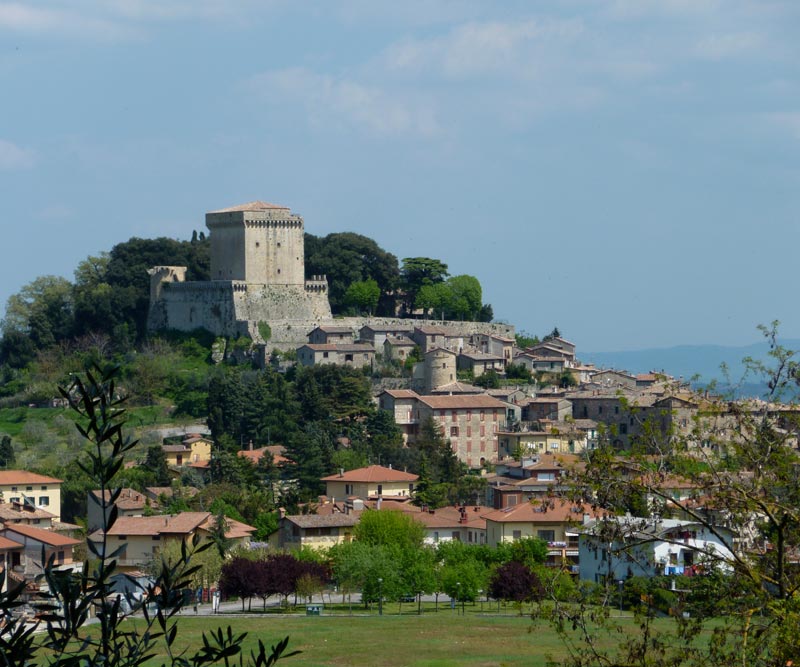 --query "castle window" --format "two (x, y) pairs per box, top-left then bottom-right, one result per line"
(255, 242), (260, 247)
(277, 269), (281, 274)
(277, 242), (281, 247)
